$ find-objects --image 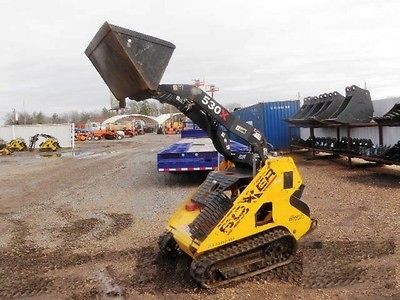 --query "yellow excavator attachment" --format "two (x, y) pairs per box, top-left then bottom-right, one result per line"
(39, 138), (61, 152)
(0, 138), (27, 155)
(7, 138), (27, 151)
(0, 148), (11, 155)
